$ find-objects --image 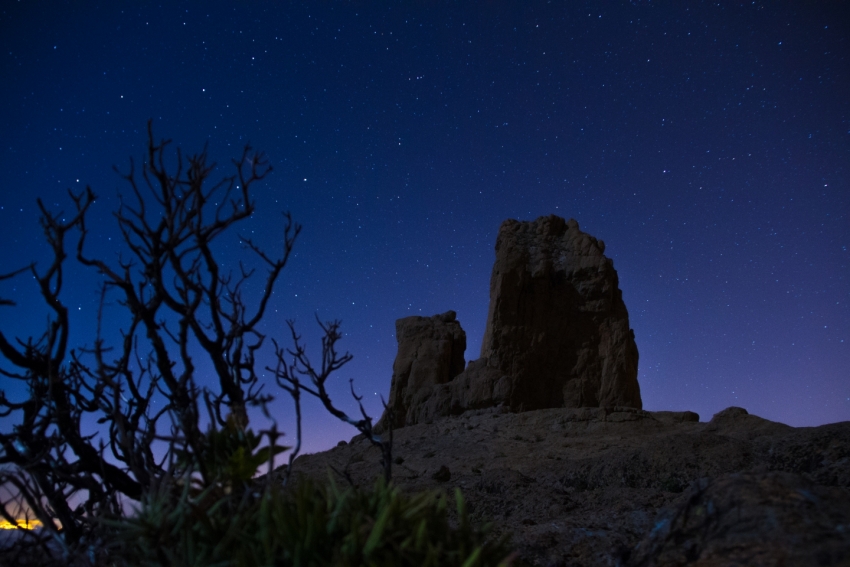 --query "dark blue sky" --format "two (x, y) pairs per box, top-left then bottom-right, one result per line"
(1, 2), (848, 454)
